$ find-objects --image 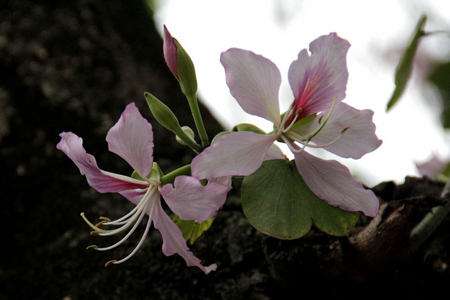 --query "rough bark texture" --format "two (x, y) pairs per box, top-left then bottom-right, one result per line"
(2, 1), (450, 299)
